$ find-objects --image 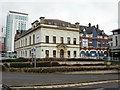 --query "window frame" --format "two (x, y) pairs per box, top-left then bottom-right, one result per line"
(46, 36), (49, 43)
